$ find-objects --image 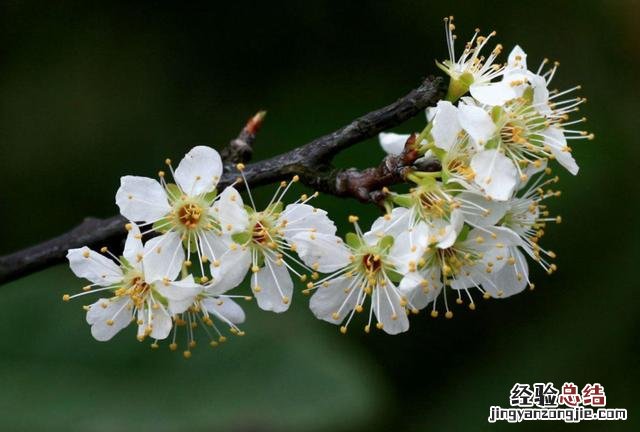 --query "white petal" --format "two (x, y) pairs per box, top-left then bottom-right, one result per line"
(142, 232), (184, 282)
(115, 176), (171, 222)
(372, 286), (409, 335)
(457, 192), (508, 227)
(174, 145), (222, 196)
(208, 242), (252, 294)
(123, 223), (144, 269)
(252, 257), (293, 313)
(137, 305), (173, 340)
(212, 186), (250, 234)
(201, 296), (246, 324)
(399, 267), (443, 310)
(507, 45), (527, 72)
(292, 232), (351, 273)
(470, 81), (518, 107)
(390, 222), (429, 274)
(427, 210), (465, 249)
(431, 101), (461, 151)
(279, 203), (337, 242)
(309, 276), (359, 324)
(378, 132), (409, 155)
(541, 126), (579, 175)
(458, 103), (496, 145)
(470, 149), (518, 201)
(487, 248), (529, 298)
(67, 247), (123, 286)
(363, 207), (411, 246)
(530, 74), (551, 114)
(86, 297), (132, 341)
(154, 275), (202, 314)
